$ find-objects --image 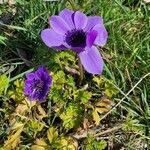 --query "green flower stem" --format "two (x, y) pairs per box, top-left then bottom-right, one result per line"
(78, 57), (84, 85)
